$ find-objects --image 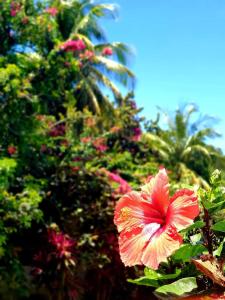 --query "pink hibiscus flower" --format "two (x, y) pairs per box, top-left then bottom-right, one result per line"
(114, 168), (199, 270)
